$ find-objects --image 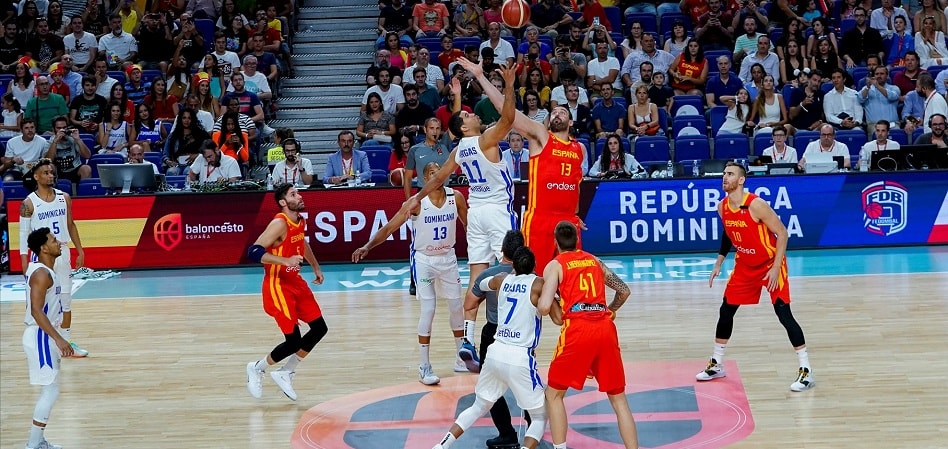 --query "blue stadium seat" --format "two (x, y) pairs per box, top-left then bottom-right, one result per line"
(927, 65), (948, 80)
(633, 136), (670, 161)
(671, 95), (704, 117)
(593, 136), (631, 161)
(704, 50), (731, 67)
(108, 71), (127, 85)
(498, 141), (509, 151)
(839, 18), (856, 35)
(2, 180), (29, 199)
(836, 129), (867, 156)
(769, 27), (783, 43)
(753, 134), (776, 155)
(79, 133), (96, 153)
(714, 134), (751, 159)
(709, 106), (728, 137)
(144, 152), (164, 173)
(57, 179), (73, 195)
(625, 13), (658, 35)
(77, 178), (107, 196)
(453, 37), (481, 50)
(88, 154), (126, 177)
(142, 69), (163, 82)
(575, 137), (591, 163)
(821, 82), (833, 93)
(781, 84), (796, 101)
(659, 13), (691, 34)
(361, 145), (391, 171)
(194, 18), (216, 52)
(0, 135), (11, 150)
(852, 67), (869, 87)
(912, 127), (924, 143)
(672, 115), (707, 138)
(603, 6), (623, 33)
(674, 135), (711, 162)
(501, 36), (518, 54)
(415, 38), (441, 52)
(657, 108), (668, 133)
(792, 130), (819, 151)
(370, 169), (389, 184)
